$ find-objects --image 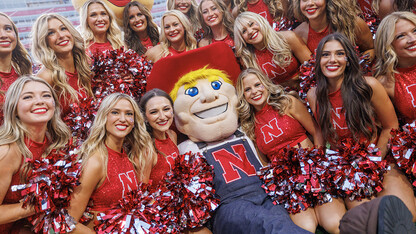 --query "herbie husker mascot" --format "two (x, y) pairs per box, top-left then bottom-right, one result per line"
(147, 42), (311, 234)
